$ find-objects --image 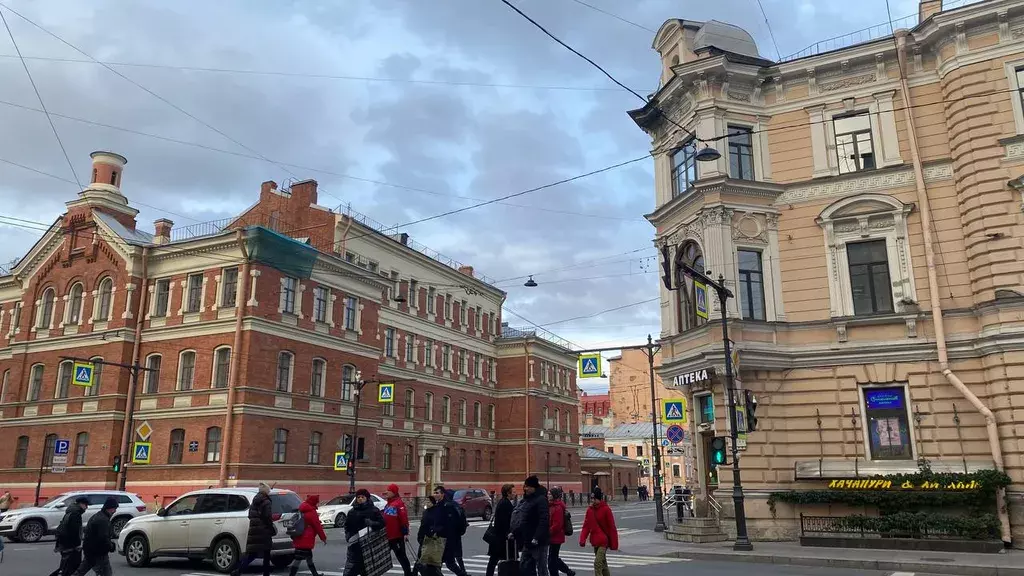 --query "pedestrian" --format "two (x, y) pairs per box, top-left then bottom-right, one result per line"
(432, 486), (469, 576)
(343, 489), (385, 576)
(287, 494), (327, 576)
(579, 488), (618, 576)
(568, 490), (575, 507)
(383, 484), (413, 576)
(416, 497), (444, 576)
(0, 491), (11, 513)
(48, 496), (88, 576)
(620, 485), (627, 502)
(483, 484), (515, 576)
(70, 497), (117, 576)
(547, 488), (574, 576)
(510, 475), (549, 576)
(231, 483), (274, 576)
